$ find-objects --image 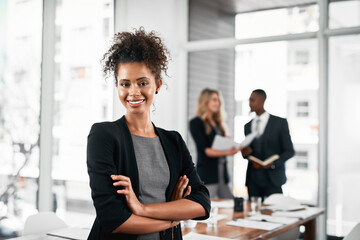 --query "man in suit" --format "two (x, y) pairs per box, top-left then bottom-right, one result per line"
(241, 89), (295, 201)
